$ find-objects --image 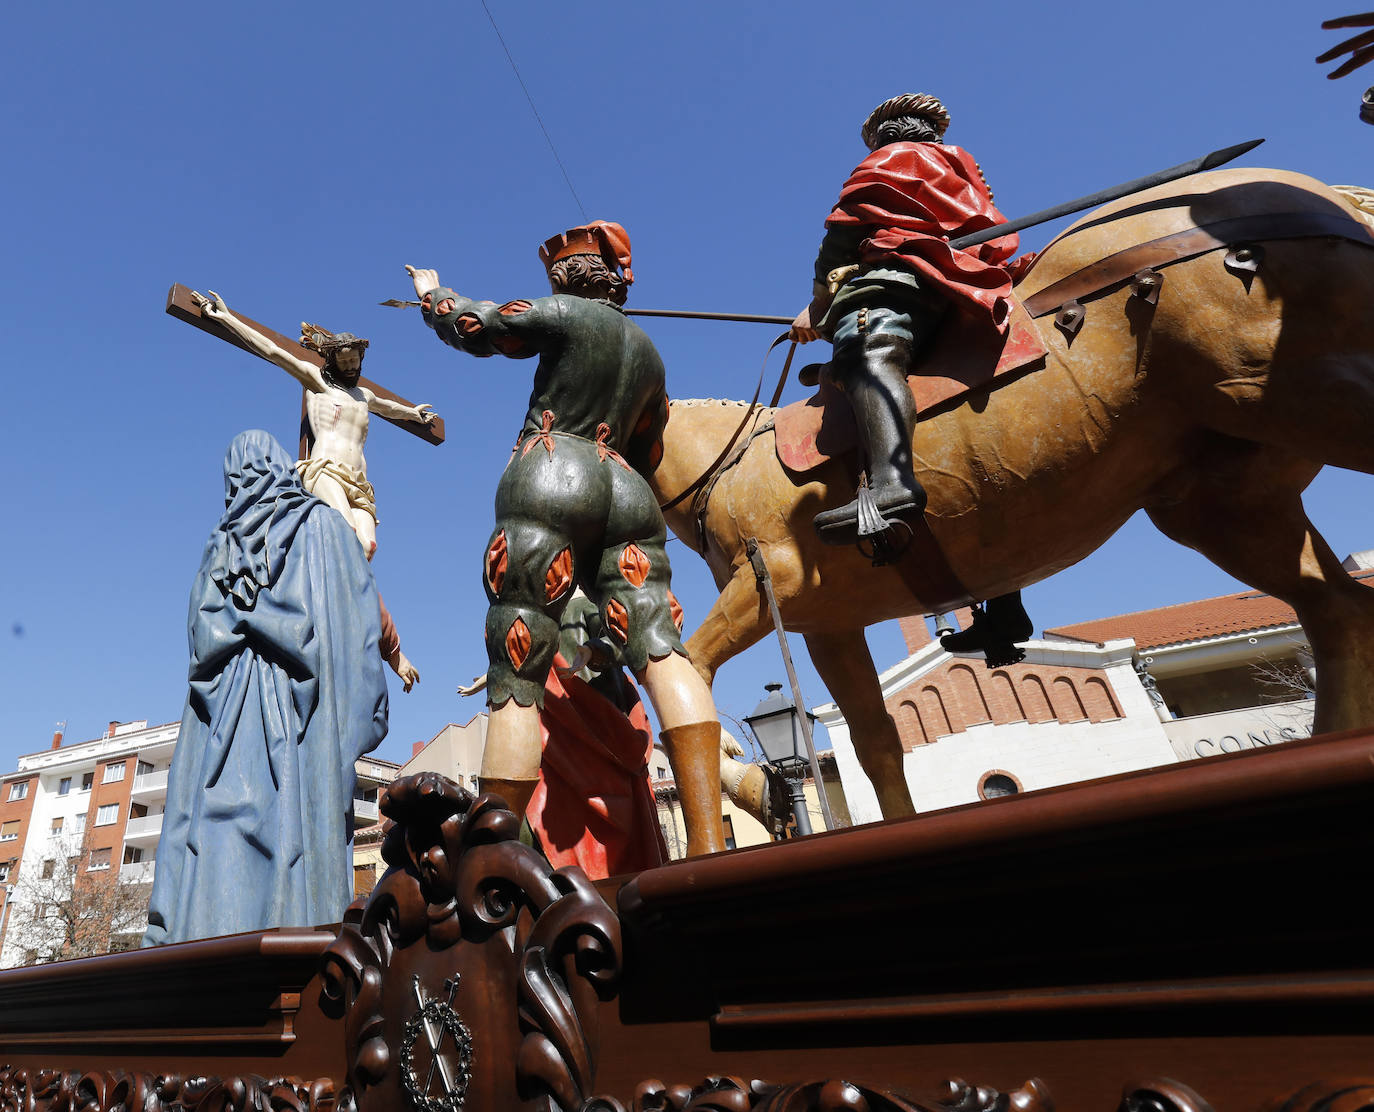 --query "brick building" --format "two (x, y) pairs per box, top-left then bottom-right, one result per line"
(0, 719), (398, 967)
